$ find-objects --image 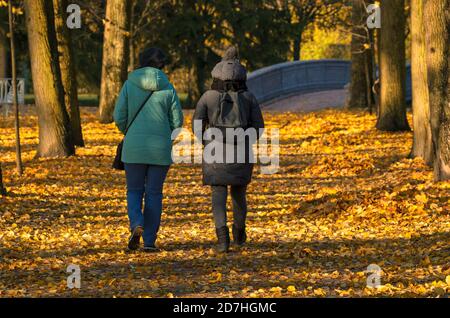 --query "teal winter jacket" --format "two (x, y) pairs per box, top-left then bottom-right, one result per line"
(113, 67), (184, 166)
